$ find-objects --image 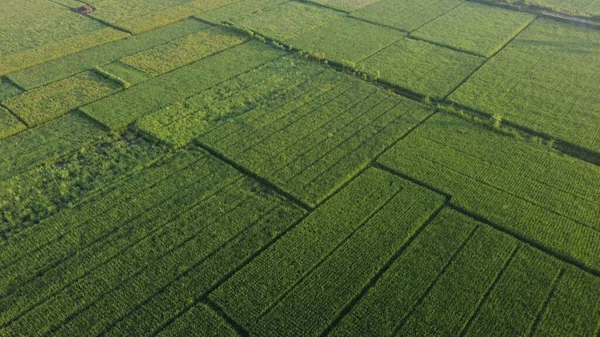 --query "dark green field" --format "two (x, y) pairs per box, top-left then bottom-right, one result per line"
(1, 0), (599, 336)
